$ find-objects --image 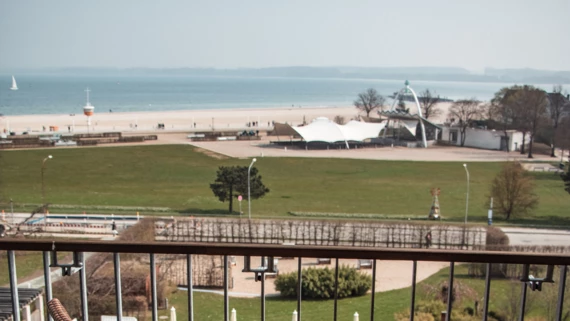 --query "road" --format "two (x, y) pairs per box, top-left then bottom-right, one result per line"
(500, 227), (570, 246)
